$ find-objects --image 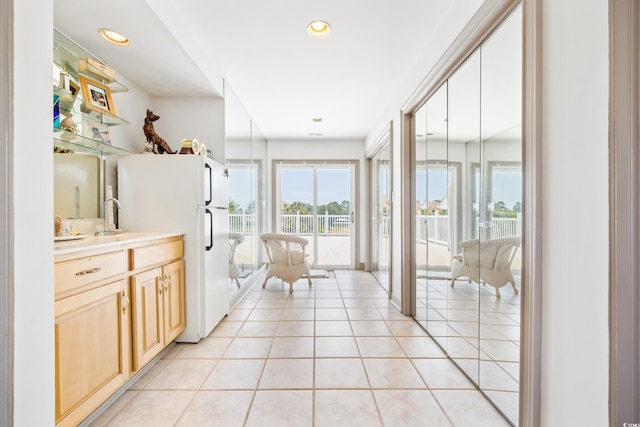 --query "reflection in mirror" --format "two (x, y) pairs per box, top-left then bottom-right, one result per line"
(447, 48), (481, 385)
(369, 139), (391, 293)
(224, 81), (267, 298)
(413, 102), (428, 331)
(227, 161), (255, 286)
(411, 4), (522, 425)
(225, 82), (252, 293)
(414, 82), (452, 353)
(251, 121), (267, 275)
(478, 6), (522, 424)
(54, 153), (100, 218)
